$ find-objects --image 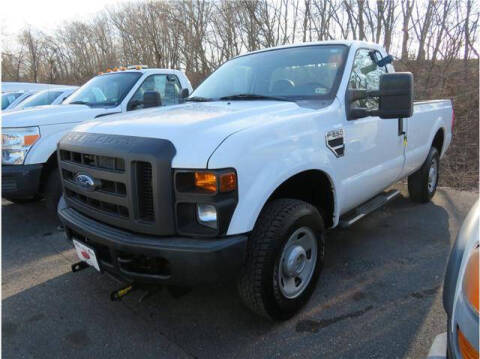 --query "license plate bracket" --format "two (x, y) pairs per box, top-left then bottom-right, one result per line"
(73, 239), (101, 272)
